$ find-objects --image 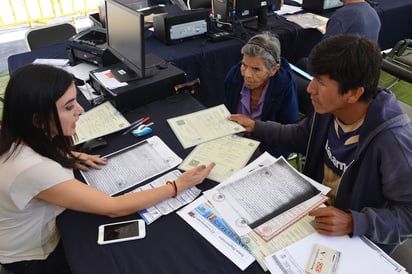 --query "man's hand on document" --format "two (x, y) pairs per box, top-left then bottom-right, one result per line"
(309, 206), (354, 236)
(175, 162), (216, 193)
